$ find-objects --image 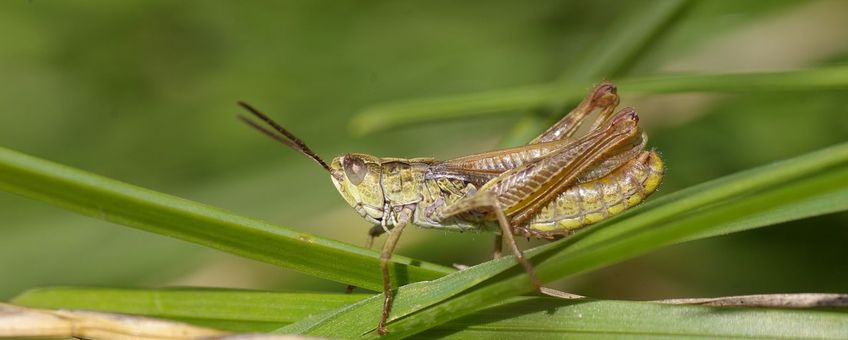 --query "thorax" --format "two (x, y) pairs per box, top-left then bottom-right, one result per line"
(378, 158), (490, 232)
